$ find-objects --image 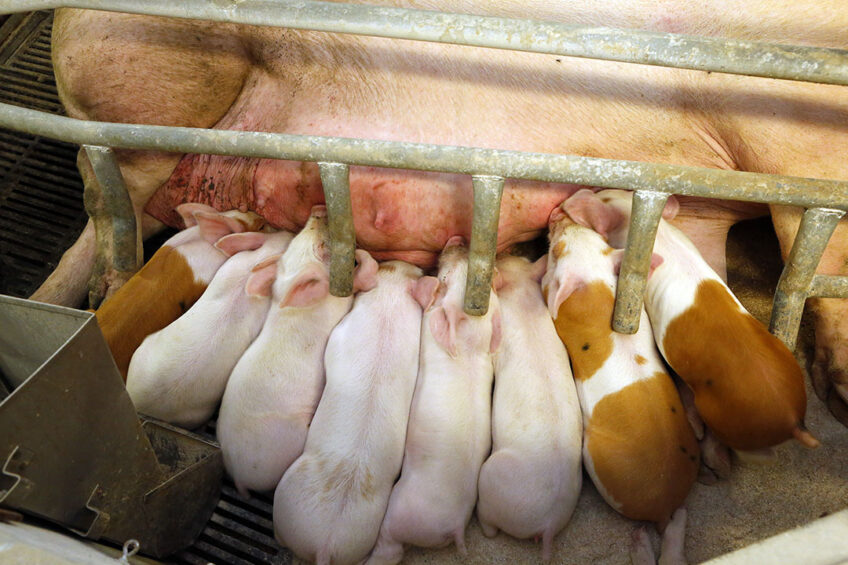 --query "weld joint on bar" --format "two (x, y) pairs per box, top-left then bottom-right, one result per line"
(464, 175), (505, 316)
(318, 162), (355, 297)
